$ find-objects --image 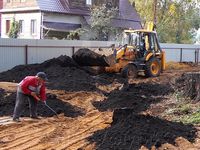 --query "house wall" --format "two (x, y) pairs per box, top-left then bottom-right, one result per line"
(1, 12), (83, 39)
(3, 0), (37, 8)
(1, 12), (41, 39)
